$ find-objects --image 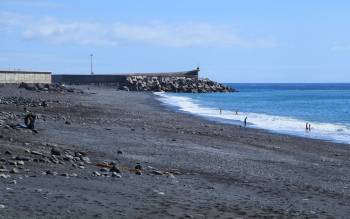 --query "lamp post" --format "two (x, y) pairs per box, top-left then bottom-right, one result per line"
(90, 54), (94, 75)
